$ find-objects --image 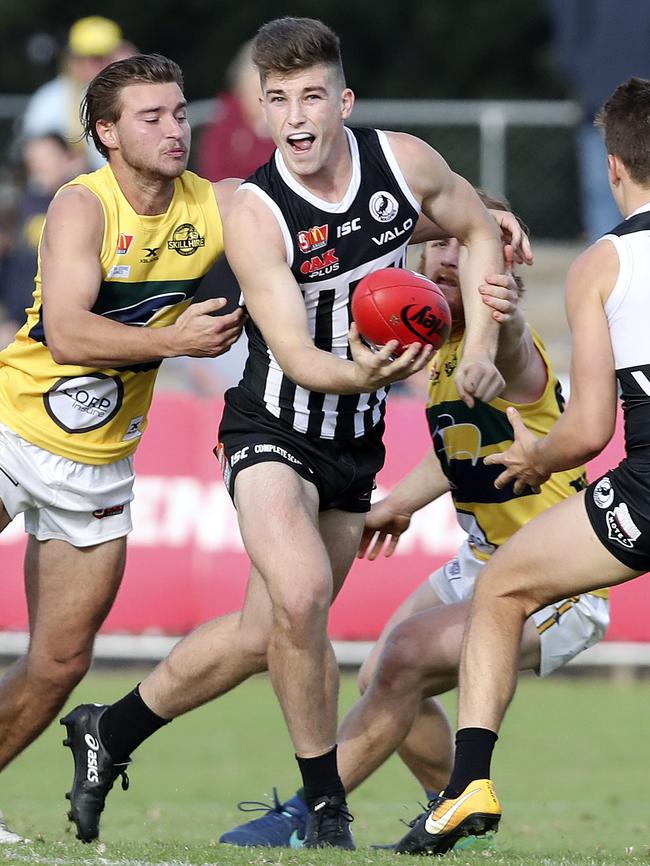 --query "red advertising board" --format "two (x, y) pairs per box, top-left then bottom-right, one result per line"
(0, 395), (647, 641)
